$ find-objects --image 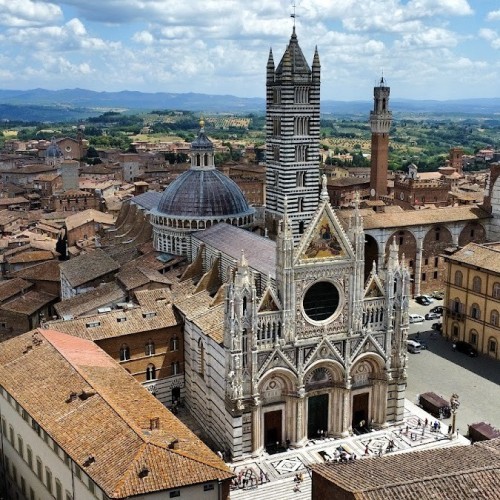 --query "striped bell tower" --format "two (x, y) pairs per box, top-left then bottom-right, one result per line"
(265, 27), (320, 241)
